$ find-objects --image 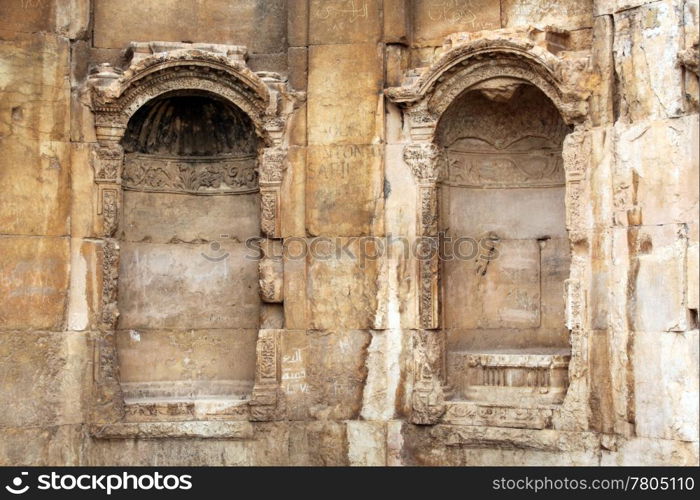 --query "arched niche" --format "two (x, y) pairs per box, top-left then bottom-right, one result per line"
(387, 33), (591, 429)
(437, 84), (572, 406)
(87, 44), (296, 428)
(116, 91), (262, 407)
